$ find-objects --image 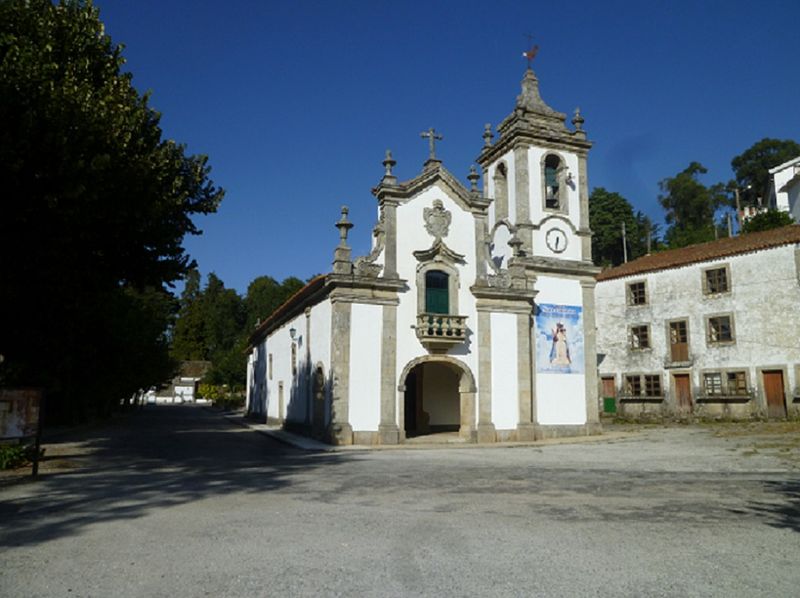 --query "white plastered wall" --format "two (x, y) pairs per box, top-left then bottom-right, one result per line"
(490, 311), (519, 429)
(535, 275), (587, 425)
(349, 302), (382, 431)
(261, 298), (333, 424)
